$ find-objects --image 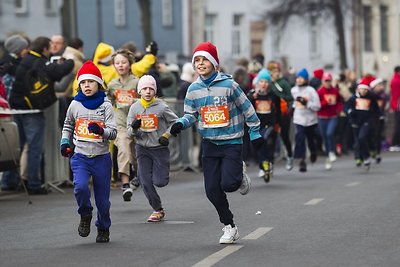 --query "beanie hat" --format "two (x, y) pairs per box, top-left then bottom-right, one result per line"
(313, 68), (324, 80)
(370, 78), (383, 89)
(4, 35), (28, 54)
(297, 68), (309, 81)
(192, 42), (219, 69)
(322, 72), (332, 81)
(137, 75), (157, 94)
(257, 68), (271, 83)
(77, 60), (104, 85)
